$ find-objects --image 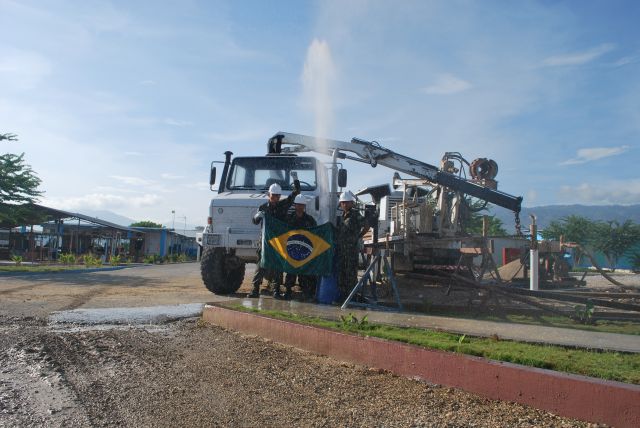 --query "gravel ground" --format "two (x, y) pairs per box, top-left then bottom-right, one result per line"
(574, 271), (640, 289)
(0, 316), (598, 427)
(0, 264), (618, 426)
